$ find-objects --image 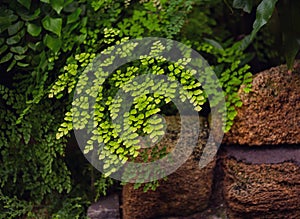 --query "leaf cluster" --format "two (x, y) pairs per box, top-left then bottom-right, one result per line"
(54, 35), (206, 181)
